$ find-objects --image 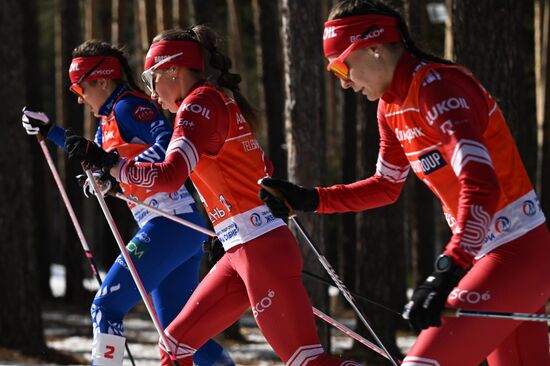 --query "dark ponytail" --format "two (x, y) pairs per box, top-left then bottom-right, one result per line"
(329, 0), (453, 65)
(152, 26), (260, 133)
(72, 39), (146, 93)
